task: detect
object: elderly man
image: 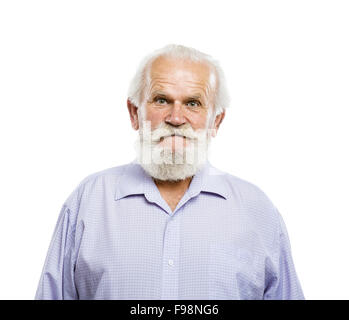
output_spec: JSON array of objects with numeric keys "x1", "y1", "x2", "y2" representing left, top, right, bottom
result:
[{"x1": 35, "y1": 44, "x2": 304, "y2": 300}]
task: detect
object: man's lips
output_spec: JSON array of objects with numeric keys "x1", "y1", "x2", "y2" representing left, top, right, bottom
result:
[{"x1": 159, "y1": 134, "x2": 187, "y2": 142}]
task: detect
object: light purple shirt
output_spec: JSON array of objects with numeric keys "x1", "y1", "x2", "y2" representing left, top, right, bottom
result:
[{"x1": 35, "y1": 160, "x2": 305, "y2": 300}]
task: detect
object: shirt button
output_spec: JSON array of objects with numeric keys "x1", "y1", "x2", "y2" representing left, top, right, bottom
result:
[{"x1": 168, "y1": 259, "x2": 174, "y2": 266}]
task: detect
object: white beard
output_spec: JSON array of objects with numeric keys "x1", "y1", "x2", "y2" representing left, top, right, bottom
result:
[{"x1": 135, "y1": 121, "x2": 212, "y2": 181}]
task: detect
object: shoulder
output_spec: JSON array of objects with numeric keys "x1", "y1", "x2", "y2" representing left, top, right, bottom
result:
[
  {"x1": 209, "y1": 165, "x2": 275, "y2": 207},
  {"x1": 63, "y1": 162, "x2": 131, "y2": 210},
  {"x1": 210, "y1": 164, "x2": 280, "y2": 229},
  {"x1": 77, "y1": 163, "x2": 129, "y2": 187}
]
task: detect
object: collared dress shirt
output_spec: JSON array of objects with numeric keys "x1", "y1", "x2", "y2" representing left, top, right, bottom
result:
[{"x1": 35, "y1": 160, "x2": 305, "y2": 300}]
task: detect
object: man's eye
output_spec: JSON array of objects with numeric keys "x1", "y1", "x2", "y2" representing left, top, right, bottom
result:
[
  {"x1": 186, "y1": 101, "x2": 200, "y2": 107},
  {"x1": 155, "y1": 98, "x2": 167, "y2": 105}
]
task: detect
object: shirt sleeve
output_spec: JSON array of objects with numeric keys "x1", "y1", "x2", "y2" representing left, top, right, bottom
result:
[
  {"x1": 35, "y1": 198, "x2": 80, "y2": 300},
  {"x1": 263, "y1": 209, "x2": 305, "y2": 300}
]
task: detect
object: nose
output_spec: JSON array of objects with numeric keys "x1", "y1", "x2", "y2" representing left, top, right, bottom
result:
[{"x1": 165, "y1": 101, "x2": 186, "y2": 127}]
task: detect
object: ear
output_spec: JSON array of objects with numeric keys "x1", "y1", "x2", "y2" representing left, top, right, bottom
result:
[
  {"x1": 127, "y1": 99, "x2": 140, "y2": 130},
  {"x1": 211, "y1": 110, "x2": 225, "y2": 137}
]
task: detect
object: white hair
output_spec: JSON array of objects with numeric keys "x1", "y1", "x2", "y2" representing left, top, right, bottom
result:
[{"x1": 127, "y1": 44, "x2": 230, "y2": 116}]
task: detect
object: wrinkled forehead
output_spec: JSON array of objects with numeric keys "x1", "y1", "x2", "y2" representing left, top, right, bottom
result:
[{"x1": 145, "y1": 56, "x2": 216, "y2": 97}]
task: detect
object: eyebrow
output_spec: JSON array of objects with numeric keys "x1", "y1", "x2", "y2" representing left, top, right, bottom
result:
[
  {"x1": 186, "y1": 95, "x2": 202, "y2": 100},
  {"x1": 150, "y1": 91, "x2": 168, "y2": 98},
  {"x1": 150, "y1": 91, "x2": 204, "y2": 101}
]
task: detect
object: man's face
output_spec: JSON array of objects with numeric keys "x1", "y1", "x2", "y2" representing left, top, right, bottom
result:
[
  {"x1": 142, "y1": 56, "x2": 215, "y2": 146},
  {"x1": 130, "y1": 56, "x2": 224, "y2": 181}
]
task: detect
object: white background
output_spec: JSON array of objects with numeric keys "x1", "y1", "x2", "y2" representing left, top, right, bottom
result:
[{"x1": 0, "y1": 0, "x2": 348, "y2": 299}]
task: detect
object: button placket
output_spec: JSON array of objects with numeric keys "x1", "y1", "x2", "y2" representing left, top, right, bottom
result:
[{"x1": 160, "y1": 215, "x2": 181, "y2": 299}]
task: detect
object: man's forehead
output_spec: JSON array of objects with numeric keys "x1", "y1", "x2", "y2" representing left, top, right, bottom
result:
[
  {"x1": 146, "y1": 56, "x2": 214, "y2": 98},
  {"x1": 149, "y1": 56, "x2": 212, "y2": 85}
]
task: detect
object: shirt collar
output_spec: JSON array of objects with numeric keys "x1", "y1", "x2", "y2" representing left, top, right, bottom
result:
[{"x1": 114, "y1": 159, "x2": 229, "y2": 203}]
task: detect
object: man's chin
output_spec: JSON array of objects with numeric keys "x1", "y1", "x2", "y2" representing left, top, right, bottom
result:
[
  {"x1": 139, "y1": 161, "x2": 205, "y2": 181},
  {"x1": 135, "y1": 139, "x2": 209, "y2": 181}
]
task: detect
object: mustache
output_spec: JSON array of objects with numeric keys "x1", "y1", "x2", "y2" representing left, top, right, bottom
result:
[{"x1": 150, "y1": 123, "x2": 198, "y2": 142}]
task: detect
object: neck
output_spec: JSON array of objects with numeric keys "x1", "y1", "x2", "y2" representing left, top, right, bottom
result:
[{"x1": 153, "y1": 176, "x2": 193, "y2": 194}]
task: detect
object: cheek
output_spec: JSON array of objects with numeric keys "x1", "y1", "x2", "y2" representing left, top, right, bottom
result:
[
  {"x1": 187, "y1": 111, "x2": 209, "y2": 130},
  {"x1": 145, "y1": 108, "x2": 167, "y2": 130}
]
